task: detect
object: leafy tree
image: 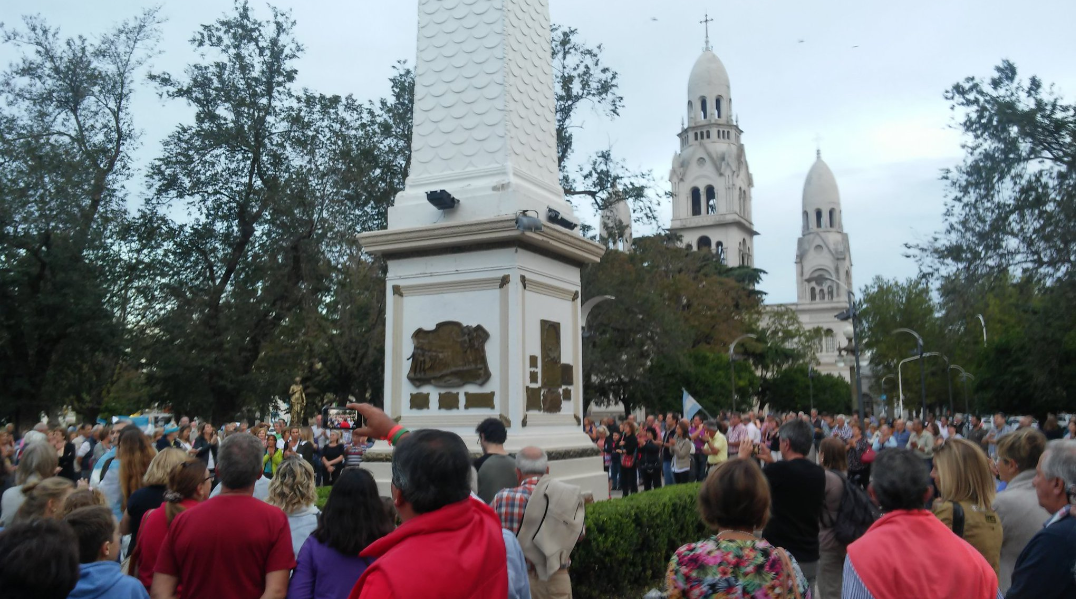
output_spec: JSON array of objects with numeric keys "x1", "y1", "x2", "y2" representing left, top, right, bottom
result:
[
  {"x1": 141, "y1": 1, "x2": 373, "y2": 421},
  {"x1": 915, "y1": 60, "x2": 1076, "y2": 283},
  {"x1": 0, "y1": 10, "x2": 161, "y2": 427},
  {"x1": 763, "y1": 366, "x2": 851, "y2": 415}
]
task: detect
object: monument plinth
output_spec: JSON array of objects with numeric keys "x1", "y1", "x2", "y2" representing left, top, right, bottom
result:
[{"x1": 358, "y1": 0, "x2": 608, "y2": 499}]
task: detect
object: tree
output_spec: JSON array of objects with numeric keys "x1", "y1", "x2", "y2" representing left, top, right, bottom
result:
[
  {"x1": 141, "y1": 1, "x2": 374, "y2": 421},
  {"x1": 552, "y1": 25, "x2": 663, "y2": 228},
  {"x1": 0, "y1": 10, "x2": 161, "y2": 427},
  {"x1": 915, "y1": 60, "x2": 1076, "y2": 283},
  {"x1": 582, "y1": 237, "x2": 759, "y2": 414},
  {"x1": 763, "y1": 366, "x2": 851, "y2": 415}
]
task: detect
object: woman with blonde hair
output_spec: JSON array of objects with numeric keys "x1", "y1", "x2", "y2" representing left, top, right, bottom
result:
[
  {"x1": 12, "y1": 476, "x2": 76, "y2": 523},
  {"x1": 0, "y1": 440, "x2": 58, "y2": 526},
  {"x1": 666, "y1": 459, "x2": 810, "y2": 598},
  {"x1": 267, "y1": 456, "x2": 320, "y2": 557},
  {"x1": 62, "y1": 487, "x2": 108, "y2": 516},
  {"x1": 132, "y1": 458, "x2": 212, "y2": 590},
  {"x1": 121, "y1": 447, "x2": 187, "y2": 549},
  {"x1": 931, "y1": 437, "x2": 1003, "y2": 576}
]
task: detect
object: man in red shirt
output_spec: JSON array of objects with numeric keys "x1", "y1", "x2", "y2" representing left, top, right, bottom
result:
[
  {"x1": 151, "y1": 433, "x2": 295, "y2": 599},
  {"x1": 346, "y1": 403, "x2": 508, "y2": 599}
]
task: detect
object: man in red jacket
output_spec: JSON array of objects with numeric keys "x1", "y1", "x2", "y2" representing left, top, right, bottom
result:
[{"x1": 347, "y1": 404, "x2": 508, "y2": 599}]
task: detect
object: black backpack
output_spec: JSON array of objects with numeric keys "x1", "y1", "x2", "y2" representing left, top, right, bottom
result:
[{"x1": 833, "y1": 473, "x2": 879, "y2": 545}]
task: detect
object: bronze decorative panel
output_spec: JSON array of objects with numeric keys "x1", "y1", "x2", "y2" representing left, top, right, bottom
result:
[
  {"x1": 529, "y1": 371, "x2": 538, "y2": 384},
  {"x1": 540, "y1": 320, "x2": 562, "y2": 388},
  {"x1": 438, "y1": 392, "x2": 460, "y2": 410},
  {"x1": 410, "y1": 393, "x2": 430, "y2": 410},
  {"x1": 562, "y1": 388, "x2": 572, "y2": 402},
  {"x1": 542, "y1": 388, "x2": 563, "y2": 413},
  {"x1": 465, "y1": 392, "x2": 496, "y2": 410},
  {"x1": 526, "y1": 387, "x2": 542, "y2": 411},
  {"x1": 529, "y1": 355, "x2": 538, "y2": 369},
  {"x1": 407, "y1": 322, "x2": 491, "y2": 387},
  {"x1": 561, "y1": 364, "x2": 574, "y2": 386}
]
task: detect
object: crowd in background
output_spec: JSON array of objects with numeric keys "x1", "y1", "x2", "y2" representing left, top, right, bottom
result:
[{"x1": 1, "y1": 406, "x2": 1075, "y2": 599}]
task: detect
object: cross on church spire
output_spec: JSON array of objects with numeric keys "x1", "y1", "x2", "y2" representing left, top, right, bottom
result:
[
  {"x1": 700, "y1": 12, "x2": 714, "y2": 51},
  {"x1": 814, "y1": 133, "x2": 823, "y2": 157}
]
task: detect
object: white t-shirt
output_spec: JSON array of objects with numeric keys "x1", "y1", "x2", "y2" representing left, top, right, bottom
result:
[{"x1": 746, "y1": 422, "x2": 762, "y2": 444}]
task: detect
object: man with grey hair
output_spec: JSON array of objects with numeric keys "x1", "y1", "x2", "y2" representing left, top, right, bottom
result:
[
  {"x1": 493, "y1": 446, "x2": 585, "y2": 599},
  {"x1": 152, "y1": 433, "x2": 295, "y2": 599},
  {"x1": 1006, "y1": 439, "x2": 1076, "y2": 598}
]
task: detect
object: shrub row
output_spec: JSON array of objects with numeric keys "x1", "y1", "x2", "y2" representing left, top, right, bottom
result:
[{"x1": 571, "y1": 483, "x2": 706, "y2": 599}]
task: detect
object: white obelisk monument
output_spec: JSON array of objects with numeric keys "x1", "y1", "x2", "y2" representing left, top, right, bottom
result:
[{"x1": 358, "y1": 0, "x2": 608, "y2": 499}]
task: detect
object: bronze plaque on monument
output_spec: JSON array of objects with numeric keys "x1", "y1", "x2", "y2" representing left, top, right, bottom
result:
[
  {"x1": 542, "y1": 388, "x2": 562, "y2": 413},
  {"x1": 407, "y1": 322, "x2": 492, "y2": 387},
  {"x1": 465, "y1": 392, "x2": 496, "y2": 409},
  {"x1": 438, "y1": 392, "x2": 460, "y2": 410},
  {"x1": 540, "y1": 320, "x2": 561, "y2": 388}
]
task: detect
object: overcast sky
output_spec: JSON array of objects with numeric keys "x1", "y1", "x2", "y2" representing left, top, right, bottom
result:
[{"x1": 3, "y1": 1, "x2": 1075, "y2": 303}]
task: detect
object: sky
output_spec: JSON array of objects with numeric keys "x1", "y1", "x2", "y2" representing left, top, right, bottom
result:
[{"x1": 2, "y1": 0, "x2": 1075, "y2": 303}]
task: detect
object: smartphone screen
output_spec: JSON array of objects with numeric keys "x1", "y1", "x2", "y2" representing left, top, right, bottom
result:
[{"x1": 323, "y1": 406, "x2": 361, "y2": 430}]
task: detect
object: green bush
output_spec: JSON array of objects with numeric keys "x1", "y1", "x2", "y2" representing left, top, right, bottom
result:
[
  {"x1": 572, "y1": 483, "x2": 707, "y2": 599},
  {"x1": 315, "y1": 486, "x2": 331, "y2": 509}
]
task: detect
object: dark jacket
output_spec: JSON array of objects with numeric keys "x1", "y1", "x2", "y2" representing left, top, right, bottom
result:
[
  {"x1": 639, "y1": 439, "x2": 662, "y2": 470},
  {"x1": 619, "y1": 434, "x2": 639, "y2": 468},
  {"x1": 192, "y1": 435, "x2": 218, "y2": 469},
  {"x1": 1006, "y1": 510, "x2": 1076, "y2": 599}
]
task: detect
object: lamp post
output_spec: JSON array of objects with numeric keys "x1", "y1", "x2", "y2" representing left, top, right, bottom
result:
[
  {"x1": 975, "y1": 314, "x2": 987, "y2": 345},
  {"x1": 810, "y1": 275, "x2": 864, "y2": 422},
  {"x1": 894, "y1": 328, "x2": 926, "y2": 419},
  {"x1": 808, "y1": 364, "x2": 815, "y2": 413},
  {"x1": 898, "y1": 352, "x2": 939, "y2": 420},
  {"x1": 729, "y1": 334, "x2": 756, "y2": 413},
  {"x1": 940, "y1": 354, "x2": 953, "y2": 417},
  {"x1": 881, "y1": 374, "x2": 896, "y2": 417},
  {"x1": 949, "y1": 365, "x2": 974, "y2": 416}
]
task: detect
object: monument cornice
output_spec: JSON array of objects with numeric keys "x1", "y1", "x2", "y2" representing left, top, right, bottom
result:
[{"x1": 358, "y1": 214, "x2": 606, "y2": 266}]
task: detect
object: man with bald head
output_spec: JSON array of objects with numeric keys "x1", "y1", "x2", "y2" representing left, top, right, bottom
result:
[{"x1": 493, "y1": 446, "x2": 585, "y2": 599}]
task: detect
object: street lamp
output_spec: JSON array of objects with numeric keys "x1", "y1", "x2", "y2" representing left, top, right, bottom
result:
[
  {"x1": 949, "y1": 365, "x2": 974, "y2": 416},
  {"x1": 881, "y1": 374, "x2": 896, "y2": 417},
  {"x1": 975, "y1": 314, "x2": 987, "y2": 345},
  {"x1": 808, "y1": 364, "x2": 815, "y2": 413},
  {"x1": 893, "y1": 328, "x2": 927, "y2": 420},
  {"x1": 810, "y1": 275, "x2": 865, "y2": 422},
  {"x1": 729, "y1": 334, "x2": 756, "y2": 413},
  {"x1": 582, "y1": 295, "x2": 615, "y2": 329},
  {"x1": 898, "y1": 352, "x2": 939, "y2": 420}
]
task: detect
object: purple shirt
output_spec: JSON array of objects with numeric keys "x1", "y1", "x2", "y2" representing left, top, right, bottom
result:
[
  {"x1": 287, "y1": 535, "x2": 374, "y2": 599},
  {"x1": 689, "y1": 426, "x2": 706, "y2": 451}
]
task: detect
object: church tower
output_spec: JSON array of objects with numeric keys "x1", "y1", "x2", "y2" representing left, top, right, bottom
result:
[
  {"x1": 796, "y1": 151, "x2": 853, "y2": 304},
  {"x1": 668, "y1": 29, "x2": 755, "y2": 265}
]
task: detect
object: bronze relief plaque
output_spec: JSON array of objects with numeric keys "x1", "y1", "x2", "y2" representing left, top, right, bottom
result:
[
  {"x1": 561, "y1": 364, "x2": 574, "y2": 386},
  {"x1": 526, "y1": 387, "x2": 542, "y2": 411},
  {"x1": 410, "y1": 393, "x2": 431, "y2": 410},
  {"x1": 540, "y1": 320, "x2": 562, "y2": 388},
  {"x1": 407, "y1": 322, "x2": 492, "y2": 387},
  {"x1": 465, "y1": 392, "x2": 496, "y2": 410},
  {"x1": 438, "y1": 392, "x2": 460, "y2": 410},
  {"x1": 541, "y1": 388, "x2": 563, "y2": 413}
]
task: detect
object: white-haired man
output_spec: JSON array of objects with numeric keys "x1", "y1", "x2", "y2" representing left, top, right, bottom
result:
[
  {"x1": 1006, "y1": 440, "x2": 1076, "y2": 599},
  {"x1": 492, "y1": 446, "x2": 585, "y2": 599}
]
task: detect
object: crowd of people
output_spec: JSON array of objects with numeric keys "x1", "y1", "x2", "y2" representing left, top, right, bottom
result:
[{"x1": 0, "y1": 406, "x2": 1073, "y2": 599}]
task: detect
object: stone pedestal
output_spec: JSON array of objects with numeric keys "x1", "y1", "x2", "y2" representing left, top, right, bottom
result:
[{"x1": 357, "y1": 0, "x2": 608, "y2": 499}]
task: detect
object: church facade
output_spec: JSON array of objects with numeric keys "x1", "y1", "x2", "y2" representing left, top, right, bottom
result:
[{"x1": 667, "y1": 39, "x2": 877, "y2": 414}]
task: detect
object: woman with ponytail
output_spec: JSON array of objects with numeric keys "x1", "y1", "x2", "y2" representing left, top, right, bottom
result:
[{"x1": 132, "y1": 458, "x2": 212, "y2": 591}]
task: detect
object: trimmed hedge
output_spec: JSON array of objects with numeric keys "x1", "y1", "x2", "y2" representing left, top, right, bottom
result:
[
  {"x1": 572, "y1": 483, "x2": 707, "y2": 599},
  {"x1": 313, "y1": 483, "x2": 706, "y2": 599}
]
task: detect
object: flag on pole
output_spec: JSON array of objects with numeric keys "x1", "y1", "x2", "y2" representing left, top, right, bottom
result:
[{"x1": 683, "y1": 389, "x2": 705, "y2": 421}]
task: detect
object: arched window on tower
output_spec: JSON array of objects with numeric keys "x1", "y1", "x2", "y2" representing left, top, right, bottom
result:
[
  {"x1": 706, "y1": 130, "x2": 711, "y2": 139},
  {"x1": 803, "y1": 211, "x2": 809, "y2": 231},
  {"x1": 827, "y1": 286, "x2": 834, "y2": 301},
  {"x1": 716, "y1": 97, "x2": 722, "y2": 119},
  {"x1": 825, "y1": 329, "x2": 836, "y2": 353},
  {"x1": 697, "y1": 236, "x2": 712, "y2": 252},
  {"x1": 829, "y1": 209, "x2": 836, "y2": 228},
  {"x1": 706, "y1": 186, "x2": 717, "y2": 214},
  {"x1": 816, "y1": 209, "x2": 823, "y2": 229},
  {"x1": 715, "y1": 242, "x2": 725, "y2": 264},
  {"x1": 687, "y1": 101, "x2": 693, "y2": 120},
  {"x1": 700, "y1": 97, "x2": 708, "y2": 120},
  {"x1": 691, "y1": 188, "x2": 702, "y2": 216},
  {"x1": 810, "y1": 288, "x2": 817, "y2": 302}
]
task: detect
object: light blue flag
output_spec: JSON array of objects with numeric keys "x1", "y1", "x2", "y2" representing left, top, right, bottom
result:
[{"x1": 683, "y1": 389, "x2": 705, "y2": 421}]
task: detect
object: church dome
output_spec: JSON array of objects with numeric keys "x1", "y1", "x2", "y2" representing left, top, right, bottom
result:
[
  {"x1": 802, "y1": 152, "x2": 841, "y2": 210},
  {"x1": 688, "y1": 51, "x2": 730, "y2": 120}
]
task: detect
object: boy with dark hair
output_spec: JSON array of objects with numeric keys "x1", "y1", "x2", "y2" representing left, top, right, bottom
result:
[
  {"x1": 0, "y1": 518, "x2": 81, "y2": 599},
  {"x1": 64, "y1": 505, "x2": 149, "y2": 598}
]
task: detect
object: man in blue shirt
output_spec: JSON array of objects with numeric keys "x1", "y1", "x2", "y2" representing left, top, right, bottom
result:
[
  {"x1": 891, "y1": 418, "x2": 911, "y2": 449},
  {"x1": 1006, "y1": 440, "x2": 1076, "y2": 599}
]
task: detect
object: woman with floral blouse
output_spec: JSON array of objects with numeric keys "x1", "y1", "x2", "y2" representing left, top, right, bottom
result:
[{"x1": 666, "y1": 458, "x2": 811, "y2": 599}]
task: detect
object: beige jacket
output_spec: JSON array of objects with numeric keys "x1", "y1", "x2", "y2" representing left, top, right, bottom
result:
[
  {"x1": 517, "y1": 475, "x2": 585, "y2": 581},
  {"x1": 993, "y1": 470, "x2": 1051, "y2": 593}
]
